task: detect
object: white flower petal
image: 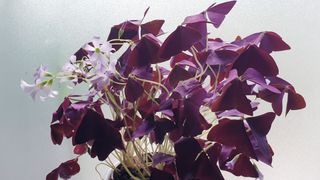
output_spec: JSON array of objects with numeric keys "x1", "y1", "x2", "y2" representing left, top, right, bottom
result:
[
  {"x1": 30, "y1": 89, "x2": 39, "y2": 101},
  {"x1": 70, "y1": 55, "x2": 77, "y2": 63},
  {"x1": 20, "y1": 80, "x2": 36, "y2": 93},
  {"x1": 39, "y1": 96, "x2": 47, "y2": 101},
  {"x1": 100, "y1": 42, "x2": 114, "y2": 54},
  {"x1": 92, "y1": 36, "x2": 101, "y2": 48},
  {"x1": 83, "y1": 44, "x2": 95, "y2": 52},
  {"x1": 33, "y1": 64, "x2": 48, "y2": 81},
  {"x1": 62, "y1": 62, "x2": 76, "y2": 73}
]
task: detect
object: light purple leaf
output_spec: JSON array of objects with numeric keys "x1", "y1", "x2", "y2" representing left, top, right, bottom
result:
[{"x1": 206, "y1": 1, "x2": 236, "y2": 28}]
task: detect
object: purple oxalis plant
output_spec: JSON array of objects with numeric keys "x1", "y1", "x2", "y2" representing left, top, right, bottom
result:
[{"x1": 21, "y1": 1, "x2": 306, "y2": 180}]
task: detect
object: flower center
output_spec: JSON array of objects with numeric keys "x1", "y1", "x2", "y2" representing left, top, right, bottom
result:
[{"x1": 95, "y1": 48, "x2": 101, "y2": 53}]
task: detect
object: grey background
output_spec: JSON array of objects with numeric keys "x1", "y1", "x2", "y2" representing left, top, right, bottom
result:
[{"x1": 0, "y1": 0, "x2": 319, "y2": 179}]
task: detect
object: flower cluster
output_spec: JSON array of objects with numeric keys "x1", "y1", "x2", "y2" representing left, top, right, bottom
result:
[{"x1": 22, "y1": 1, "x2": 306, "y2": 180}]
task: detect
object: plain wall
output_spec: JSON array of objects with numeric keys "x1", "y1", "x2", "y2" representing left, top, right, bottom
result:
[{"x1": 1, "y1": 0, "x2": 319, "y2": 179}]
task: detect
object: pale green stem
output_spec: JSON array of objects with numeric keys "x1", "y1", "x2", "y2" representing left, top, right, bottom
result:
[
  {"x1": 114, "y1": 150, "x2": 141, "y2": 180},
  {"x1": 134, "y1": 76, "x2": 170, "y2": 95},
  {"x1": 191, "y1": 46, "x2": 205, "y2": 78},
  {"x1": 95, "y1": 163, "x2": 109, "y2": 180}
]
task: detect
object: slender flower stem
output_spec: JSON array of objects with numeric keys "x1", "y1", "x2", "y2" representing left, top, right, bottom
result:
[
  {"x1": 95, "y1": 163, "x2": 109, "y2": 180},
  {"x1": 109, "y1": 78, "x2": 127, "y2": 86},
  {"x1": 143, "y1": 89, "x2": 159, "y2": 105},
  {"x1": 114, "y1": 150, "x2": 141, "y2": 180},
  {"x1": 134, "y1": 76, "x2": 170, "y2": 95},
  {"x1": 191, "y1": 46, "x2": 204, "y2": 78},
  {"x1": 108, "y1": 39, "x2": 133, "y2": 43},
  {"x1": 208, "y1": 65, "x2": 221, "y2": 92},
  {"x1": 103, "y1": 89, "x2": 151, "y2": 178}
]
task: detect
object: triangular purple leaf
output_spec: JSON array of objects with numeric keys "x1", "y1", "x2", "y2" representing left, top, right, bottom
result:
[
  {"x1": 286, "y1": 90, "x2": 306, "y2": 115},
  {"x1": 158, "y1": 26, "x2": 202, "y2": 59},
  {"x1": 211, "y1": 79, "x2": 253, "y2": 115},
  {"x1": 125, "y1": 77, "x2": 144, "y2": 102},
  {"x1": 74, "y1": 109, "x2": 124, "y2": 161},
  {"x1": 128, "y1": 34, "x2": 161, "y2": 67},
  {"x1": 232, "y1": 45, "x2": 279, "y2": 76},
  {"x1": 46, "y1": 158, "x2": 80, "y2": 180},
  {"x1": 208, "y1": 119, "x2": 256, "y2": 159},
  {"x1": 167, "y1": 65, "x2": 192, "y2": 87},
  {"x1": 206, "y1": 1, "x2": 236, "y2": 28}
]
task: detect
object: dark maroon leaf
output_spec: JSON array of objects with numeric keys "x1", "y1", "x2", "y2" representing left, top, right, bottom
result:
[
  {"x1": 208, "y1": 113, "x2": 275, "y2": 166},
  {"x1": 141, "y1": 20, "x2": 165, "y2": 36},
  {"x1": 107, "y1": 21, "x2": 139, "y2": 50},
  {"x1": 246, "y1": 113, "x2": 275, "y2": 165},
  {"x1": 224, "y1": 153, "x2": 259, "y2": 178},
  {"x1": 193, "y1": 152, "x2": 224, "y2": 180},
  {"x1": 150, "y1": 167, "x2": 174, "y2": 180},
  {"x1": 46, "y1": 169, "x2": 58, "y2": 180},
  {"x1": 267, "y1": 77, "x2": 306, "y2": 115},
  {"x1": 50, "y1": 123, "x2": 64, "y2": 145},
  {"x1": 50, "y1": 98, "x2": 83, "y2": 144},
  {"x1": 232, "y1": 45, "x2": 279, "y2": 76},
  {"x1": 158, "y1": 26, "x2": 202, "y2": 59},
  {"x1": 204, "y1": 142, "x2": 222, "y2": 167},
  {"x1": 258, "y1": 89, "x2": 285, "y2": 115},
  {"x1": 125, "y1": 77, "x2": 144, "y2": 102},
  {"x1": 211, "y1": 79, "x2": 253, "y2": 115},
  {"x1": 246, "y1": 112, "x2": 275, "y2": 136},
  {"x1": 154, "y1": 118, "x2": 175, "y2": 144},
  {"x1": 59, "y1": 159, "x2": 80, "y2": 179},
  {"x1": 183, "y1": 89, "x2": 211, "y2": 136},
  {"x1": 183, "y1": 13, "x2": 208, "y2": 50},
  {"x1": 208, "y1": 119, "x2": 256, "y2": 159},
  {"x1": 168, "y1": 100, "x2": 185, "y2": 142},
  {"x1": 286, "y1": 90, "x2": 306, "y2": 115},
  {"x1": 206, "y1": 1, "x2": 236, "y2": 28},
  {"x1": 74, "y1": 109, "x2": 124, "y2": 161},
  {"x1": 260, "y1": 32, "x2": 290, "y2": 53},
  {"x1": 172, "y1": 80, "x2": 211, "y2": 137},
  {"x1": 174, "y1": 137, "x2": 224, "y2": 180},
  {"x1": 65, "y1": 103, "x2": 88, "y2": 127},
  {"x1": 174, "y1": 137, "x2": 203, "y2": 179},
  {"x1": 46, "y1": 158, "x2": 80, "y2": 180},
  {"x1": 52, "y1": 97, "x2": 71, "y2": 123},
  {"x1": 107, "y1": 21, "x2": 139, "y2": 41},
  {"x1": 258, "y1": 77, "x2": 306, "y2": 115},
  {"x1": 73, "y1": 48, "x2": 88, "y2": 61},
  {"x1": 128, "y1": 34, "x2": 161, "y2": 67},
  {"x1": 272, "y1": 91, "x2": 285, "y2": 116},
  {"x1": 167, "y1": 65, "x2": 192, "y2": 87}
]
